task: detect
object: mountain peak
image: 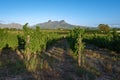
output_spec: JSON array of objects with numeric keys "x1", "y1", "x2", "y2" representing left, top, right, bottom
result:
[
  {"x1": 60, "y1": 20, "x2": 66, "y2": 23},
  {"x1": 35, "y1": 20, "x2": 75, "y2": 29},
  {"x1": 48, "y1": 20, "x2": 52, "y2": 23}
]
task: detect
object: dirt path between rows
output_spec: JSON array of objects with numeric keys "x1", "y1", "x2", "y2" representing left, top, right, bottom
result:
[{"x1": 38, "y1": 38, "x2": 82, "y2": 80}]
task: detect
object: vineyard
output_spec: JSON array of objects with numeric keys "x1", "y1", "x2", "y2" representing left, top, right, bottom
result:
[
  {"x1": 84, "y1": 30, "x2": 120, "y2": 53},
  {"x1": 0, "y1": 25, "x2": 120, "y2": 80}
]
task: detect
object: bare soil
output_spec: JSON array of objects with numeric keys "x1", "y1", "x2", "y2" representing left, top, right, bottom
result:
[{"x1": 85, "y1": 44, "x2": 120, "y2": 80}]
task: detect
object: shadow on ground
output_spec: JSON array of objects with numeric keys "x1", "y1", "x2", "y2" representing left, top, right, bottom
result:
[
  {"x1": 35, "y1": 38, "x2": 95, "y2": 80},
  {"x1": 0, "y1": 44, "x2": 35, "y2": 80}
]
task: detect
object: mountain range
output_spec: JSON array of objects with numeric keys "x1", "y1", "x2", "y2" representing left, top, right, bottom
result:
[
  {"x1": 0, "y1": 23, "x2": 22, "y2": 29},
  {"x1": 33, "y1": 20, "x2": 77, "y2": 29},
  {"x1": 0, "y1": 20, "x2": 120, "y2": 29},
  {"x1": 0, "y1": 20, "x2": 81, "y2": 29}
]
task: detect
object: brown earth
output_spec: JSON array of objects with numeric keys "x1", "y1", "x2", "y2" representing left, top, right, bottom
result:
[{"x1": 85, "y1": 44, "x2": 120, "y2": 80}]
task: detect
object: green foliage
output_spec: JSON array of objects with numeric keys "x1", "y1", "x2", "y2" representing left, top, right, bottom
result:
[
  {"x1": 68, "y1": 27, "x2": 85, "y2": 55},
  {"x1": 0, "y1": 29, "x2": 7, "y2": 48},
  {"x1": 84, "y1": 30, "x2": 120, "y2": 53},
  {"x1": 111, "y1": 30, "x2": 120, "y2": 52},
  {"x1": 67, "y1": 27, "x2": 85, "y2": 67},
  {"x1": 0, "y1": 23, "x2": 61, "y2": 54},
  {"x1": 22, "y1": 25, "x2": 61, "y2": 53},
  {"x1": 98, "y1": 24, "x2": 110, "y2": 33},
  {"x1": 0, "y1": 29, "x2": 18, "y2": 49},
  {"x1": 85, "y1": 29, "x2": 100, "y2": 34}
]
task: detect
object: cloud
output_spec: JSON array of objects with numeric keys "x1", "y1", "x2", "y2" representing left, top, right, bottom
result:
[{"x1": 109, "y1": 24, "x2": 120, "y2": 27}]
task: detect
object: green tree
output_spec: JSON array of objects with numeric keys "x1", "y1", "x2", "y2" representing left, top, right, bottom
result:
[{"x1": 98, "y1": 24, "x2": 110, "y2": 33}]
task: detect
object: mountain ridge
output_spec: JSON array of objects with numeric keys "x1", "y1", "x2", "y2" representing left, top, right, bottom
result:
[
  {"x1": 33, "y1": 20, "x2": 77, "y2": 29},
  {"x1": 0, "y1": 20, "x2": 88, "y2": 29},
  {"x1": 0, "y1": 23, "x2": 22, "y2": 29}
]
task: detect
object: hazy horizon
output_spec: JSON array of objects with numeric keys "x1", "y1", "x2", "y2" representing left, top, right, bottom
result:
[{"x1": 0, "y1": 0, "x2": 120, "y2": 27}]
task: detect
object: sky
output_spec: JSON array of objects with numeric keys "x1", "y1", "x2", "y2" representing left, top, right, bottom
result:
[{"x1": 0, "y1": 0, "x2": 120, "y2": 27}]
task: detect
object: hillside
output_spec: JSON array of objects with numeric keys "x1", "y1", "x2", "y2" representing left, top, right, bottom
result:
[
  {"x1": 0, "y1": 23, "x2": 22, "y2": 29},
  {"x1": 33, "y1": 20, "x2": 78, "y2": 29}
]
